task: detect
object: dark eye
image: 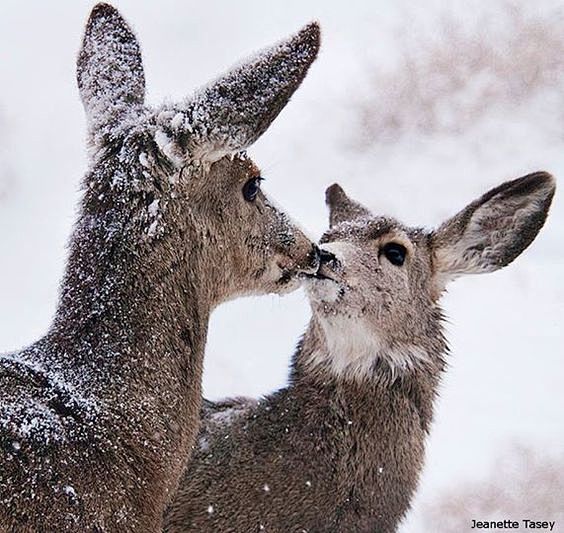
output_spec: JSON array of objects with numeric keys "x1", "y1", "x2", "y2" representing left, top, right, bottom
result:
[
  {"x1": 382, "y1": 242, "x2": 407, "y2": 266},
  {"x1": 242, "y1": 177, "x2": 262, "y2": 202}
]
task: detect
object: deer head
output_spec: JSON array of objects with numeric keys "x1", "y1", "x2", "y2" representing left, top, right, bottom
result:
[
  {"x1": 74, "y1": 4, "x2": 321, "y2": 309},
  {"x1": 305, "y1": 173, "x2": 555, "y2": 381}
]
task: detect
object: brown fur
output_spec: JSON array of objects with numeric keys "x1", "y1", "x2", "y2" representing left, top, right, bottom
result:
[
  {"x1": 0, "y1": 4, "x2": 320, "y2": 531},
  {"x1": 165, "y1": 172, "x2": 555, "y2": 532}
]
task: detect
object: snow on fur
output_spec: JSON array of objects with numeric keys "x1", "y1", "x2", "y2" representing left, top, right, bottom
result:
[
  {"x1": 154, "y1": 22, "x2": 320, "y2": 164},
  {"x1": 77, "y1": 3, "x2": 146, "y2": 147},
  {"x1": 0, "y1": 3, "x2": 320, "y2": 530}
]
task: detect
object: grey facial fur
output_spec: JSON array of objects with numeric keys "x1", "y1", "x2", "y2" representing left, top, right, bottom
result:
[
  {"x1": 165, "y1": 172, "x2": 555, "y2": 533},
  {"x1": 0, "y1": 4, "x2": 321, "y2": 531}
]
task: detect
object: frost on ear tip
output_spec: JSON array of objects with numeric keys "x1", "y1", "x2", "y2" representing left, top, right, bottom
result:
[
  {"x1": 280, "y1": 21, "x2": 321, "y2": 74},
  {"x1": 325, "y1": 183, "x2": 347, "y2": 207},
  {"x1": 88, "y1": 2, "x2": 121, "y2": 21},
  {"x1": 293, "y1": 21, "x2": 321, "y2": 57},
  {"x1": 77, "y1": 2, "x2": 145, "y2": 142},
  {"x1": 83, "y1": 3, "x2": 129, "y2": 37},
  {"x1": 180, "y1": 21, "x2": 322, "y2": 158}
]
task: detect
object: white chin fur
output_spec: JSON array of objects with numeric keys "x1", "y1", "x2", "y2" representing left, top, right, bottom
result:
[
  {"x1": 309, "y1": 315, "x2": 430, "y2": 382},
  {"x1": 304, "y1": 278, "x2": 341, "y2": 303}
]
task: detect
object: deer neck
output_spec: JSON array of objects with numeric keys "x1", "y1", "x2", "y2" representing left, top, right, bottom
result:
[
  {"x1": 291, "y1": 317, "x2": 443, "y2": 433},
  {"x1": 47, "y1": 157, "x2": 219, "y2": 406}
]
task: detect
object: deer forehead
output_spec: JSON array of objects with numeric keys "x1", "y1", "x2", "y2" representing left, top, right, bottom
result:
[
  {"x1": 205, "y1": 153, "x2": 260, "y2": 183},
  {"x1": 231, "y1": 154, "x2": 261, "y2": 180},
  {"x1": 321, "y1": 218, "x2": 429, "y2": 259}
]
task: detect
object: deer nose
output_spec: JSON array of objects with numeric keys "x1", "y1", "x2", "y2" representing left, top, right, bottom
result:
[
  {"x1": 309, "y1": 243, "x2": 322, "y2": 268},
  {"x1": 319, "y1": 248, "x2": 337, "y2": 264}
]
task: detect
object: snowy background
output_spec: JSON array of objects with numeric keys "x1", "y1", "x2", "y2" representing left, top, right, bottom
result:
[{"x1": 0, "y1": 0, "x2": 562, "y2": 530}]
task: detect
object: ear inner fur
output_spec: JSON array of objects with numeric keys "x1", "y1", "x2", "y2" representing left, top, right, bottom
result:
[
  {"x1": 165, "y1": 174, "x2": 554, "y2": 532},
  {"x1": 432, "y1": 171, "x2": 555, "y2": 285},
  {"x1": 0, "y1": 5, "x2": 321, "y2": 531}
]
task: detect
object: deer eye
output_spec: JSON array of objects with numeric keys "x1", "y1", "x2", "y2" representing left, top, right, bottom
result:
[
  {"x1": 382, "y1": 242, "x2": 406, "y2": 266},
  {"x1": 242, "y1": 177, "x2": 262, "y2": 202}
]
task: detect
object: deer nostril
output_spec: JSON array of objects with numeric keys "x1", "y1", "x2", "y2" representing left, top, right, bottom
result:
[
  {"x1": 310, "y1": 243, "x2": 321, "y2": 265},
  {"x1": 319, "y1": 249, "x2": 337, "y2": 264}
]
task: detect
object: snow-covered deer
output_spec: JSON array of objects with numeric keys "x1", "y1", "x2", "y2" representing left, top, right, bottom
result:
[
  {"x1": 0, "y1": 4, "x2": 321, "y2": 531},
  {"x1": 165, "y1": 172, "x2": 555, "y2": 533}
]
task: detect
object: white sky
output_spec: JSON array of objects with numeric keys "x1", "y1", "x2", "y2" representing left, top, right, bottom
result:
[{"x1": 1, "y1": 1, "x2": 562, "y2": 530}]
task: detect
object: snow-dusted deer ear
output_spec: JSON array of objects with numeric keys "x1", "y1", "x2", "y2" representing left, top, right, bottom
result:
[
  {"x1": 179, "y1": 22, "x2": 320, "y2": 162},
  {"x1": 77, "y1": 3, "x2": 145, "y2": 142},
  {"x1": 325, "y1": 183, "x2": 371, "y2": 227},
  {"x1": 432, "y1": 172, "x2": 555, "y2": 288}
]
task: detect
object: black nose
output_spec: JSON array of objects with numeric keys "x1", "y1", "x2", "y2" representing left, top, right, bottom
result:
[
  {"x1": 309, "y1": 243, "x2": 322, "y2": 267},
  {"x1": 319, "y1": 248, "x2": 337, "y2": 264}
]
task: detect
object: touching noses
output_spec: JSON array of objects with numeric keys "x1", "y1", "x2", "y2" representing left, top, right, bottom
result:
[
  {"x1": 319, "y1": 248, "x2": 337, "y2": 265},
  {"x1": 298, "y1": 244, "x2": 339, "y2": 276},
  {"x1": 307, "y1": 244, "x2": 322, "y2": 273}
]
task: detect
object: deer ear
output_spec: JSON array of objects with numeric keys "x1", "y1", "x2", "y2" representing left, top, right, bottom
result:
[
  {"x1": 325, "y1": 183, "x2": 371, "y2": 227},
  {"x1": 77, "y1": 3, "x2": 145, "y2": 141},
  {"x1": 432, "y1": 172, "x2": 555, "y2": 287},
  {"x1": 183, "y1": 22, "x2": 320, "y2": 162}
]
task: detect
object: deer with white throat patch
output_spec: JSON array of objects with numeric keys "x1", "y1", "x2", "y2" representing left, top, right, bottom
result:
[{"x1": 165, "y1": 172, "x2": 555, "y2": 533}]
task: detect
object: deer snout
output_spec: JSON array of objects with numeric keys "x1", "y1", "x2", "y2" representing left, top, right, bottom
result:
[
  {"x1": 278, "y1": 243, "x2": 320, "y2": 283},
  {"x1": 312, "y1": 246, "x2": 343, "y2": 282},
  {"x1": 303, "y1": 243, "x2": 322, "y2": 273},
  {"x1": 319, "y1": 248, "x2": 337, "y2": 265}
]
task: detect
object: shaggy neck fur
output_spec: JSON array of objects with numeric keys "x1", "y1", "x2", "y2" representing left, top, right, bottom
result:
[
  {"x1": 293, "y1": 317, "x2": 446, "y2": 432},
  {"x1": 165, "y1": 314, "x2": 448, "y2": 533},
  {"x1": 49, "y1": 139, "x2": 217, "y2": 398},
  {"x1": 306, "y1": 322, "x2": 434, "y2": 385},
  {"x1": 0, "y1": 138, "x2": 221, "y2": 530},
  {"x1": 300, "y1": 314, "x2": 446, "y2": 393}
]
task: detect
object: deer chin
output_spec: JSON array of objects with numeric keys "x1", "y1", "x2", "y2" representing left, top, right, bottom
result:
[
  {"x1": 303, "y1": 276, "x2": 343, "y2": 305},
  {"x1": 275, "y1": 270, "x2": 302, "y2": 294},
  {"x1": 263, "y1": 262, "x2": 309, "y2": 295}
]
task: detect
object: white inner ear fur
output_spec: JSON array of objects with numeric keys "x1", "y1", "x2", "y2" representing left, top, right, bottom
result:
[
  {"x1": 309, "y1": 315, "x2": 430, "y2": 382},
  {"x1": 435, "y1": 191, "x2": 547, "y2": 279}
]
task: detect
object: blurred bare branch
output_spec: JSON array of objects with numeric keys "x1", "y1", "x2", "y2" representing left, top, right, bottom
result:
[
  {"x1": 421, "y1": 446, "x2": 564, "y2": 532},
  {"x1": 356, "y1": 1, "x2": 564, "y2": 146}
]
